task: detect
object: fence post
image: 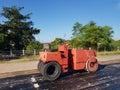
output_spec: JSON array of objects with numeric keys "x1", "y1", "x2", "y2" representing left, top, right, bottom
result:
[
  {"x1": 89, "y1": 47, "x2": 91, "y2": 50},
  {"x1": 10, "y1": 49, "x2": 13, "y2": 56},
  {"x1": 34, "y1": 49, "x2": 36, "y2": 55},
  {"x1": 117, "y1": 46, "x2": 119, "y2": 51},
  {"x1": 104, "y1": 47, "x2": 106, "y2": 52},
  {"x1": 22, "y1": 49, "x2": 25, "y2": 56}
]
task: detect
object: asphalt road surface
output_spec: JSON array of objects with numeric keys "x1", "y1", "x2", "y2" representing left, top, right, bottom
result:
[{"x1": 0, "y1": 63, "x2": 120, "y2": 90}]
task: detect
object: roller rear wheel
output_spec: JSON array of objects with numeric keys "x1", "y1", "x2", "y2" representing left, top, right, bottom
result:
[{"x1": 85, "y1": 60, "x2": 98, "y2": 73}]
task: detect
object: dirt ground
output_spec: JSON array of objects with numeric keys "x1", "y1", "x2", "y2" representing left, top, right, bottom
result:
[{"x1": 97, "y1": 54, "x2": 120, "y2": 64}]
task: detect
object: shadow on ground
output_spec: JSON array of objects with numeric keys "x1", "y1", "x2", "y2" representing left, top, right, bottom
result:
[{"x1": 59, "y1": 64, "x2": 106, "y2": 80}]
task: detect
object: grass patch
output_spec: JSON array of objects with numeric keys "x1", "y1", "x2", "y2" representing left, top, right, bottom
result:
[
  {"x1": 97, "y1": 50, "x2": 120, "y2": 56},
  {"x1": 1, "y1": 51, "x2": 120, "y2": 63},
  {"x1": 0, "y1": 55, "x2": 39, "y2": 63}
]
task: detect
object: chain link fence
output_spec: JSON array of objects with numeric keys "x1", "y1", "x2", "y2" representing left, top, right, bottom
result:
[{"x1": 0, "y1": 49, "x2": 40, "y2": 60}]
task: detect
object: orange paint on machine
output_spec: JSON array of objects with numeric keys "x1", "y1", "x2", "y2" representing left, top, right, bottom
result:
[{"x1": 38, "y1": 43, "x2": 98, "y2": 81}]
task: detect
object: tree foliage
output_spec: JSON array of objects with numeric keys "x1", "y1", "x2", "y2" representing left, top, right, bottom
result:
[
  {"x1": 110, "y1": 40, "x2": 120, "y2": 51},
  {"x1": 0, "y1": 6, "x2": 40, "y2": 50},
  {"x1": 51, "y1": 38, "x2": 66, "y2": 49},
  {"x1": 26, "y1": 41, "x2": 43, "y2": 51},
  {"x1": 71, "y1": 21, "x2": 114, "y2": 50}
]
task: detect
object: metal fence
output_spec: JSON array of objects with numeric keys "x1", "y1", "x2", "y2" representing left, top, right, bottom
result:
[{"x1": 0, "y1": 49, "x2": 40, "y2": 60}]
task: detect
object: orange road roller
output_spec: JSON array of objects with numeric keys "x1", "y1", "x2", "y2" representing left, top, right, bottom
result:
[{"x1": 38, "y1": 44, "x2": 98, "y2": 81}]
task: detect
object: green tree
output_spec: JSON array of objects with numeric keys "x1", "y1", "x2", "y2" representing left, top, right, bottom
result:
[
  {"x1": 71, "y1": 21, "x2": 114, "y2": 50},
  {"x1": 0, "y1": 6, "x2": 40, "y2": 50},
  {"x1": 0, "y1": 24, "x2": 8, "y2": 49},
  {"x1": 0, "y1": 33, "x2": 7, "y2": 49},
  {"x1": 71, "y1": 22, "x2": 83, "y2": 48},
  {"x1": 26, "y1": 41, "x2": 43, "y2": 51},
  {"x1": 116, "y1": 40, "x2": 120, "y2": 50},
  {"x1": 110, "y1": 40, "x2": 120, "y2": 51},
  {"x1": 51, "y1": 38, "x2": 66, "y2": 49}
]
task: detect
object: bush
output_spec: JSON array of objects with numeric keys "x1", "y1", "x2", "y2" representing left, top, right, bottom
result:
[{"x1": 26, "y1": 41, "x2": 43, "y2": 51}]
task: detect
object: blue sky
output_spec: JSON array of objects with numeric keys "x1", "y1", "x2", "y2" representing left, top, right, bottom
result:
[{"x1": 0, "y1": 0, "x2": 120, "y2": 42}]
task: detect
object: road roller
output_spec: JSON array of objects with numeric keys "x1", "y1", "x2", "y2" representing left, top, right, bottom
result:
[{"x1": 38, "y1": 43, "x2": 98, "y2": 81}]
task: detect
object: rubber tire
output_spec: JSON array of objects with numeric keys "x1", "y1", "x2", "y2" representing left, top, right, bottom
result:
[
  {"x1": 42, "y1": 62, "x2": 61, "y2": 81},
  {"x1": 85, "y1": 60, "x2": 98, "y2": 73},
  {"x1": 37, "y1": 61, "x2": 44, "y2": 73}
]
